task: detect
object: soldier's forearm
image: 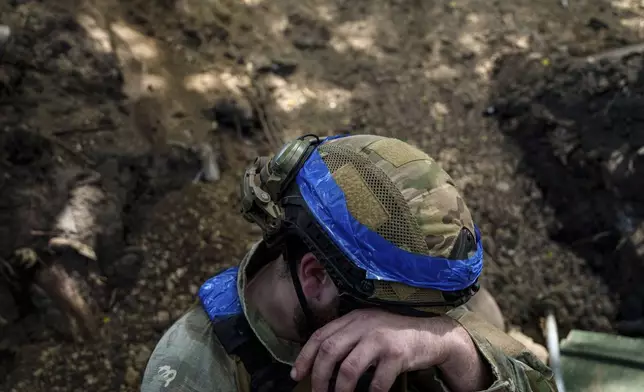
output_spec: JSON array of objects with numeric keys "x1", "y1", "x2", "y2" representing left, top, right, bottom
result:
[{"x1": 437, "y1": 325, "x2": 493, "y2": 392}]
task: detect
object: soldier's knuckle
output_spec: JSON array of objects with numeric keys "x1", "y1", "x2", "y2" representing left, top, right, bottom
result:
[
  {"x1": 339, "y1": 358, "x2": 360, "y2": 379},
  {"x1": 320, "y1": 339, "x2": 338, "y2": 356},
  {"x1": 310, "y1": 329, "x2": 324, "y2": 343},
  {"x1": 370, "y1": 379, "x2": 387, "y2": 392},
  {"x1": 386, "y1": 344, "x2": 405, "y2": 359}
]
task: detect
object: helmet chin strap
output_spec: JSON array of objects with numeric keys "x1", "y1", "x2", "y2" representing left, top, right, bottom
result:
[
  {"x1": 287, "y1": 258, "x2": 368, "y2": 341},
  {"x1": 286, "y1": 253, "x2": 317, "y2": 340}
]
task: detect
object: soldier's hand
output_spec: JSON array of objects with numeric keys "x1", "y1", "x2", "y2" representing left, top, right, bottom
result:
[{"x1": 290, "y1": 308, "x2": 485, "y2": 392}]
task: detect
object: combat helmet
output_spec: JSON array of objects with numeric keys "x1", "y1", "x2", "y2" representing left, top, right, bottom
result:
[{"x1": 240, "y1": 134, "x2": 483, "y2": 321}]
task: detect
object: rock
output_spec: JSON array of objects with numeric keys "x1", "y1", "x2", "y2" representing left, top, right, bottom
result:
[
  {"x1": 483, "y1": 105, "x2": 497, "y2": 116},
  {"x1": 159, "y1": 260, "x2": 169, "y2": 271},
  {"x1": 482, "y1": 236, "x2": 497, "y2": 256},
  {"x1": 85, "y1": 374, "x2": 97, "y2": 385},
  {"x1": 247, "y1": 54, "x2": 298, "y2": 78},
  {"x1": 201, "y1": 98, "x2": 255, "y2": 132},
  {"x1": 287, "y1": 13, "x2": 330, "y2": 50},
  {"x1": 0, "y1": 25, "x2": 10, "y2": 48},
  {"x1": 292, "y1": 34, "x2": 329, "y2": 50},
  {"x1": 125, "y1": 366, "x2": 139, "y2": 386},
  {"x1": 194, "y1": 143, "x2": 220, "y2": 183},
  {"x1": 155, "y1": 310, "x2": 170, "y2": 328},
  {"x1": 182, "y1": 28, "x2": 202, "y2": 48},
  {"x1": 495, "y1": 181, "x2": 511, "y2": 192},
  {"x1": 587, "y1": 17, "x2": 609, "y2": 32},
  {"x1": 135, "y1": 345, "x2": 152, "y2": 369}
]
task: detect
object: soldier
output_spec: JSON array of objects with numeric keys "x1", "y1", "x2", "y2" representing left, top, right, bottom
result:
[{"x1": 141, "y1": 134, "x2": 556, "y2": 392}]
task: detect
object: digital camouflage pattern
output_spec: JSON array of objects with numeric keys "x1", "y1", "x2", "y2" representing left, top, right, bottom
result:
[{"x1": 141, "y1": 241, "x2": 557, "y2": 392}]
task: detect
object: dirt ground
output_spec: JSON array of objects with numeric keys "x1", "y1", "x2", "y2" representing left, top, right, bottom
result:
[{"x1": 2, "y1": 0, "x2": 644, "y2": 390}]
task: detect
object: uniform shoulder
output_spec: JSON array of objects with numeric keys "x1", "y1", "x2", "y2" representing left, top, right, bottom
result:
[{"x1": 141, "y1": 306, "x2": 240, "y2": 392}]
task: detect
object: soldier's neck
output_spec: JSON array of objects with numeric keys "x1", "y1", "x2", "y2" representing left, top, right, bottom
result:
[{"x1": 245, "y1": 258, "x2": 301, "y2": 342}]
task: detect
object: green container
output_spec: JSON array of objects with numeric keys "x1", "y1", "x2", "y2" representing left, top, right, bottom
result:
[{"x1": 560, "y1": 330, "x2": 644, "y2": 391}]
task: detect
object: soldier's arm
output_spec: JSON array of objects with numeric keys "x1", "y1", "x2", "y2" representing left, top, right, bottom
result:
[
  {"x1": 409, "y1": 307, "x2": 557, "y2": 392},
  {"x1": 140, "y1": 306, "x2": 239, "y2": 392}
]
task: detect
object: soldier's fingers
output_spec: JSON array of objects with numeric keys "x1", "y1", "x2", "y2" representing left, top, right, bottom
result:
[
  {"x1": 309, "y1": 329, "x2": 363, "y2": 392},
  {"x1": 334, "y1": 340, "x2": 381, "y2": 392},
  {"x1": 292, "y1": 312, "x2": 360, "y2": 380},
  {"x1": 368, "y1": 358, "x2": 402, "y2": 392}
]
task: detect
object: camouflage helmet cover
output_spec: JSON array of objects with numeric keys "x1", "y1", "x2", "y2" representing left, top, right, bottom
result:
[{"x1": 294, "y1": 134, "x2": 483, "y2": 312}]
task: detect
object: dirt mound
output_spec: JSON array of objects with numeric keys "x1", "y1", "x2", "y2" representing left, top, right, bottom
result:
[
  {"x1": 488, "y1": 51, "x2": 644, "y2": 335},
  {"x1": 0, "y1": 0, "x2": 276, "y2": 387}
]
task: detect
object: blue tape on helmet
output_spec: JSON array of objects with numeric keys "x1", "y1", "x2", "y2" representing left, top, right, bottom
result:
[
  {"x1": 295, "y1": 149, "x2": 483, "y2": 291},
  {"x1": 198, "y1": 267, "x2": 242, "y2": 320}
]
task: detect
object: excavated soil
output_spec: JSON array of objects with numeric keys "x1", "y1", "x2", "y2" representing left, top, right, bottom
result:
[{"x1": 1, "y1": 0, "x2": 644, "y2": 390}]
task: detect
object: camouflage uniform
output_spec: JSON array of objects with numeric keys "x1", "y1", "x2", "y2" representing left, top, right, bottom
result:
[
  {"x1": 141, "y1": 135, "x2": 557, "y2": 391},
  {"x1": 141, "y1": 241, "x2": 555, "y2": 392}
]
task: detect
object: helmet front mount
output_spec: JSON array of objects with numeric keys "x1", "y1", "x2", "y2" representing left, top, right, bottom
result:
[{"x1": 240, "y1": 134, "x2": 321, "y2": 237}]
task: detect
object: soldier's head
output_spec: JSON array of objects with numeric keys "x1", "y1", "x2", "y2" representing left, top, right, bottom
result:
[{"x1": 241, "y1": 134, "x2": 483, "y2": 339}]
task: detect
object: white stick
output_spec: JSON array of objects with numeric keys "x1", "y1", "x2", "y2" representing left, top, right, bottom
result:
[{"x1": 546, "y1": 311, "x2": 566, "y2": 392}]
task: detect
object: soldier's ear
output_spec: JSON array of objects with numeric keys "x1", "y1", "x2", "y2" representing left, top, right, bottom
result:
[{"x1": 297, "y1": 252, "x2": 327, "y2": 298}]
